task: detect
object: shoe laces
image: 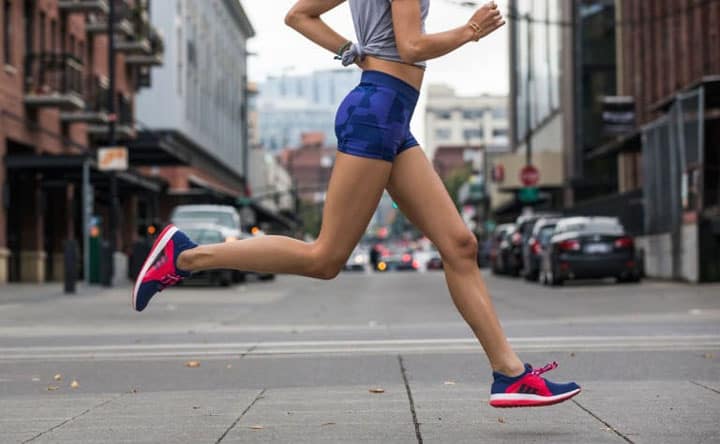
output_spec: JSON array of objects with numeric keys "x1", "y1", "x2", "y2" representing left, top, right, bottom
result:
[
  {"x1": 531, "y1": 361, "x2": 558, "y2": 377},
  {"x1": 158, "y1": 273, "x2": 182, "y2": 292}
]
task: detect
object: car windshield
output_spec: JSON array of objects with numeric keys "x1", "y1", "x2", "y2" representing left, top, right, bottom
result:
[
  {"x1": 183, "y1": 228, "x2": 224, "y2": 244},
  {"x1": 559, "y1": 220, "x2": 624, "y2": 235},
  {"x1": 538, "y1": 225, "x2": 556, "y2": 244},
  {"x1": 174, "y1": 211, "x2": 236, "y2": 229}
]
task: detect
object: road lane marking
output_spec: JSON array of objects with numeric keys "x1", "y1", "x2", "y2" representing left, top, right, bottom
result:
[{"x1": 0, "y1": 335, "x2": 718, "y2": 361}]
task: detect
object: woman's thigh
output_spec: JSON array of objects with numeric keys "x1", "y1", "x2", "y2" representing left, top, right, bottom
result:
[
  {"x1": 316, "y1": 151, "x2": 392, "y2": 259},
  {"x1": 385, "y1": 147, "x2": 472, "y2": 254}
]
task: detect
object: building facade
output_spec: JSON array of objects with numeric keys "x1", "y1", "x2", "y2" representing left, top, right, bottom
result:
[
  {"x1": 0, "y1": 0, "x2": 164, "y2": 283},
  {"x1": 258, "y1": 69, "x2": 360, "y2": 151},
  {"x1": 135, "y1": 0, "x2": 254, "y2": 220},
  {"x1": 424, "y1": 84, "x2": 509, "y2": 162},
  {"x1": 507, "y1": 0, "x2": 720, "y2": 281}
]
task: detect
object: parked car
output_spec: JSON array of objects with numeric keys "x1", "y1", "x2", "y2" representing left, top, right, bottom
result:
[
  {"x1": 170, "y1": 205, "x2": 260, "y2": 282},
  {"x1": 171, "y1": 205, "x2": 243, "y2": 240},
  {"x1": 181, "y1": 223, "x2": 234, "y2": 286},
  {"x1": 490, "y1": 224, "x2": 517, "y2": 275},
  {"x1": 523, "y1": 217, "x2": 561, "y2": 281},
  {"x1": 516, "y1": 213, "x2": 561, "y2": 279},
  {"x1": 540, "y1": 216, "x2": 641, "y2": 286},
  {"x1": 426, "y1": 250, "x2": 443, "y2": 270},
  {"x1": 379, "y1": 250, "x2": 419, "y2": 272},
  {"x1": 344, "y1": 247, "x2": 369, "y2": 271}
]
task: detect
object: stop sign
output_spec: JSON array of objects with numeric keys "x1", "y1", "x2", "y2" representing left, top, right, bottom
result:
[{"x1": 520, "y1": 165, "x2": 540, "y2": 186}]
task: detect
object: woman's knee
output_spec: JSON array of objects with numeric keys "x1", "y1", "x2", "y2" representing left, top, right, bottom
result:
[
  {"x1": 441, "y1": 229, "x2": 479, "y2": 263},
  {"x1": 306, "y1": 242, "x2": 347, "y2": 280}
]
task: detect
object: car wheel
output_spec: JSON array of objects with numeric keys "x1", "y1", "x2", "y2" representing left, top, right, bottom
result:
[
  {"x1": 233, "y1": 271, "x2": 247, "y2": 284},
  {"x1": 220, "y1": 272, "x2": 232, "y2": 287},
  {"x1": 548, "y1": 267, "x2": 563, "y2": 286}
]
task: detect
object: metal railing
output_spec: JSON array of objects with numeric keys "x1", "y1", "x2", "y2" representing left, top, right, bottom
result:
[{"x1": 24, "y1": 53, "x2": 84, "y2": 96}]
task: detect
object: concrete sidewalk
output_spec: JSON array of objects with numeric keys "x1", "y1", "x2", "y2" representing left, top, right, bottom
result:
[{"x1": 2, "y1": 353, "x2": 718, "y2": 444}]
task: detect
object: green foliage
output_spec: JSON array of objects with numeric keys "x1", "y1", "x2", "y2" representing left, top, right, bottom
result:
[
  {"x1": 300, "y1": 201, "x2": 323, "y2": 238},
  {"x1": 443, "y1": 165, "x2": 473, "y2": 210}
]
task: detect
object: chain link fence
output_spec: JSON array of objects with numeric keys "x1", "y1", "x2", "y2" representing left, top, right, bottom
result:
[{"x1": 642, "y1": 87, "x2": 705, "y2": 235}]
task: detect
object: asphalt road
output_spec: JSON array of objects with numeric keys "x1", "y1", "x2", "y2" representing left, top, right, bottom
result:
[{"x1": 0, "y1": 270, "x2": 718, "y2": 443}]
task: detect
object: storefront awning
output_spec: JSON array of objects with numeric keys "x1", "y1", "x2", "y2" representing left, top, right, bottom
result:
[
  {"x1": 4, "y1": 154, "x2": 166, "y2": 192},
  {"x1": 585, "y1": 130, "x2": 641, "y2": 160}
]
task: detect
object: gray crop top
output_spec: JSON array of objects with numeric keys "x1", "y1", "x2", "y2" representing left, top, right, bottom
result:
[{"x1": 342, "y1": 0, "x2": 430, "y2": 68}]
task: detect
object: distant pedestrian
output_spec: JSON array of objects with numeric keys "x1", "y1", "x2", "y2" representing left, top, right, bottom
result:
[
  {"x1": 369, "y1": 243, "x2": 381, "y2": 270},
  {"x1": 131, "y1": 0, "x2": 580, "y2": 409}
]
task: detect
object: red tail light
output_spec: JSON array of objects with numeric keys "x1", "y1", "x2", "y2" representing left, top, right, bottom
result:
[
  {"x1": 511, "y1": 232, "x2": 522, "y2": 245},
  {"x1": 412, "y1": 260, "x2": 420, "y2": 269},
  {"x1": 614, "y1": 236, "x2": 634, "y2": 249},
  {"x1": 529, "y1": 238, "x2": 541, "y2": 255},
  {"x1": 558, "y1": 239, "x2": 581, "y2": 251},
  {"x1": 402, "y1": 254, "x2": 411, "y2": 262}
]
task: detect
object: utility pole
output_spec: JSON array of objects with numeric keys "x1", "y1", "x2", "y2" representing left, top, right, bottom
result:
[
  {"x1": 106, "y1": 0, "x2": 118, "y2": 286},
  {"x1": 524, "y1": 13, "x2": 533, "y2": 168}
]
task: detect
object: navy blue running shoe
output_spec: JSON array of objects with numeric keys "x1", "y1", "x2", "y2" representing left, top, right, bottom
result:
[
  {"x1": 490, "y1": 362, "x2": 581, "y2": 408},
  {"x1": 131, "y1": 225, "x2": 196, "y2": 312}
]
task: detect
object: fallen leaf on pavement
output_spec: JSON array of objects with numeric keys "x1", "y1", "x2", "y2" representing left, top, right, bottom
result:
[
  {"x1": 703, "y1": 352, "x2": 714, "y2": 359},
  {"x1": 497, "y1": 417, "x2": 505, "y2": 424},
  {"x1": 443, "y1": 381, "x2": 456, "y2": 385},
  {"x1": 321, "y1": 422, "x2": 336, "y2": 427},
  {"x1": 249, "y1": 425, "x2": 264, "y2": 430},
  {"x1": 570, "y1": 352, "x2": 576, "y2": 357},
  {"x1": 368, "y1": 388, "x2": 385, "y2": 394},
  {"x1": 47, "y1": 386, "x2": 59, "y2": 391},
  {"x1": 70, "y1": 380, "x2": 79, "y2": 389},
  {"x1": 185, "y1": 361, "x2": 200, "y2": 368},
  {"x1": 53, "y1": 374, "x2": 62, "y2": 381}
]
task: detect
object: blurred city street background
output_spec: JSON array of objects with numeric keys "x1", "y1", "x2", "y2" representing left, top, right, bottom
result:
[{"x1": 0, "y1": 0, "x2": 719, "y2": 442}]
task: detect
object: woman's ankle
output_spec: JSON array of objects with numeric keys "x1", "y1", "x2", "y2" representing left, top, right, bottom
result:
[
  {"x1": 492, "y1": 359, "x2": 526, "y2": 377},
  {"x1": 176, "y1": 248, "x2": 196, "y2": 271}
]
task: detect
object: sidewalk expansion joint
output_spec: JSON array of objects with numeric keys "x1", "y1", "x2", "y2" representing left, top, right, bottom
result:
[
  {"x1": 215, "y1": 388, "x2": 266, "y2": 444},
  {"x1": 690, "y1": 380, "x2": 720, "y2": 395},
  {"x1": 398, "y1": 354, "x2": 423, "y2": 444},
  {"x1": 22, "y1": 394, "x2": 123, "y2": 443},
  {"x1": 572, "y1": 399, "x2": 634, "y2": 444}
]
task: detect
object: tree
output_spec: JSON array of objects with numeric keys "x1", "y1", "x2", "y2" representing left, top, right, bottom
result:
[{"x1": 443, "y1": 165, "x2": 473, "y2": 210}]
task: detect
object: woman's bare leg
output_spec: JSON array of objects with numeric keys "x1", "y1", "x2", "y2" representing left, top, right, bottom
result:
[
  {"x1": 387, "y1": 147, "x2": 524, "y2": 376},
  {"x1": 177, "y1": 152, "x2": 392, "y2": 279}
]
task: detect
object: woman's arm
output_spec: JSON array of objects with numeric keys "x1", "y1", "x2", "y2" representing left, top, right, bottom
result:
[
  {"x1": 285, "y1": 0, "x2": 350, "y2": 56},
  {"x1": 391, "y1": 0, "x2": 505, "y2": 64}
]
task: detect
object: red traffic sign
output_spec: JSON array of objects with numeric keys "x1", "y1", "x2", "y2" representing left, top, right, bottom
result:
[{"x1": 520, "y1": 165, "x2": 540, "y2": 186}]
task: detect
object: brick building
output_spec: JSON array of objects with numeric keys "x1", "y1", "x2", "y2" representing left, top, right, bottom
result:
[
  {"x1": 0, "y1": 0, "x2": 164, "y2": 283},
  {"x1": 278, "y1": 132, "x2": 335, "y2": 203}
]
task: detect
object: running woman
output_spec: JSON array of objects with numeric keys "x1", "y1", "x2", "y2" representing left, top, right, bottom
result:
[{"x1": 132, "y1": 0, "x2": 581, "y2": 408}]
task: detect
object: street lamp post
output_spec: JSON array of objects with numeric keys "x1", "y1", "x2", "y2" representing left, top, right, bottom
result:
[{"x1": 105, "y1": 0, "x2": 118, "y2": 287}]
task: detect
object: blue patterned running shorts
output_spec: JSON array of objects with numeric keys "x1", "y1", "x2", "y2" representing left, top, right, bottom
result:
[{"x1": 334, "y1": 70, "x2": 420, "y2": 162}]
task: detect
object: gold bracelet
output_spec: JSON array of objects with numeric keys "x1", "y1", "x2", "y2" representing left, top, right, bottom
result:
[{"x1": 468, "y1": 21, "x2": 481, "y2": 34}]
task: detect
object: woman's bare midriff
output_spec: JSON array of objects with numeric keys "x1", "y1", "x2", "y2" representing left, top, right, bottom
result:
[{"x1": 358, "y1": 56, "x2": 424, "y2": 91}]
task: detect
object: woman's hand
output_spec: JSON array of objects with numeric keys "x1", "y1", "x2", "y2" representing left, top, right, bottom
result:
[{"x1": 467, "y1": 2, "x2": 506, "y2": 42}]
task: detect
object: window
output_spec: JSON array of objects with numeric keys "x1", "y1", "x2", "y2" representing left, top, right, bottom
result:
[
  {"x1": 434, "y1": 128, "x2": 451, "y2": 140},
  {"x1": 463, "y1": 129, "x2": 483, "y2": 140},
  {"x1": 39, "y1": 12, "x2": 46, "y2": 52},
  {"x1": 3, "y1": 0, "x2": 12, "y2": 65},
  {"x1": 463, "y1": 109, "x2": 483, "y2": 120},
  {"x1": 492, "y1": 128, "x2": 508, "y2": 137},
  {"x1": 50, "y1": 18, "x2": 56, "y2": 52},
  {"x1": 491, "y1": 108, "x2": 507, "y2": 119},
  {"x1": 435, "y1": 110, "x2": 452, "y2": 120}
]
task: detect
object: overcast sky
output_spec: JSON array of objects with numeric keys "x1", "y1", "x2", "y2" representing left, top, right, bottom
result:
[{"x1": 241, "y1": 0, "x2": 509, "y2": 145}]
